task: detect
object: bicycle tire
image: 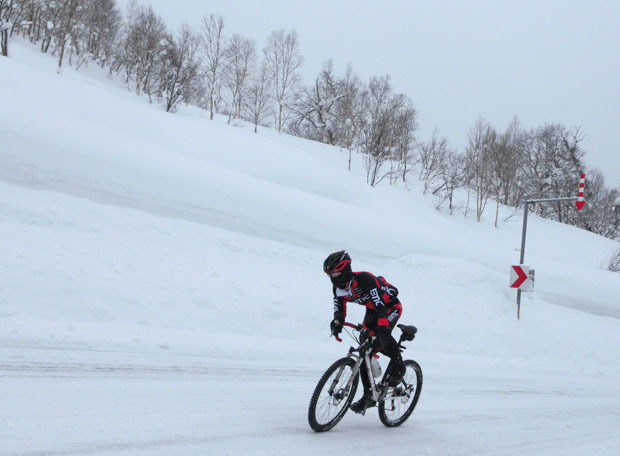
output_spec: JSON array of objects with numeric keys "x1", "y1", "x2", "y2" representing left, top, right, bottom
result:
[
  {"x1": 378, "y1": 359, "x2": 423, "y2": 427},
  {"x1": 308, "y1": 357, "x2": 359, "y2": 432}
]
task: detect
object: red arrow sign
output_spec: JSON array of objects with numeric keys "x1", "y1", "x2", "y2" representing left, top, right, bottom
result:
[{"x1": 510, "y1": 266, "x2": 528, "y2": 288}]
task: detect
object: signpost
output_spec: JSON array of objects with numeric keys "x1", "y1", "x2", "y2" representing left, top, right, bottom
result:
[
  {"x1": 510, "y1": 265, "x2": 529, "y2": 289},
  {"x1": 514, "y1": 174, "x2": 586, "y2": 319},
  {"x1": 510, "y1": 265, "x2": 534, "y2": 293}
]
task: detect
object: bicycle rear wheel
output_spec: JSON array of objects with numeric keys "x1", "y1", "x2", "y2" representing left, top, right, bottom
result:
[
  {"x1": 378, "y1": 359, "x2": 422, "y2": 427},
  {"x1": 308, "y1": 357, "x2": 359, "y2": 432}
]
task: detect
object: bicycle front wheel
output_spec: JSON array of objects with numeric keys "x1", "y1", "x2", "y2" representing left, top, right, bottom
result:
[
  {"x1": 308, "y1": 357, "x2": 359, "y2": 432},
  {"x1": 378, "y1": 359, "x2": 423, "y2": 427}
]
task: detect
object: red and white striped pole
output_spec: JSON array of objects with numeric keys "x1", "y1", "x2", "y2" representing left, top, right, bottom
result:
[{"x1": 576, "y1": 173, "x2": 586, "y2": 211}]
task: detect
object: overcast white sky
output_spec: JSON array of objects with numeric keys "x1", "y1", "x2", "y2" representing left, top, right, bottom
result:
[{"x1": 130, "y1": 0, "x2": 620, "y2": 188}]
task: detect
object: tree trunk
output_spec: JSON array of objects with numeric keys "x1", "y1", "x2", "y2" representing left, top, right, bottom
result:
[
  {"x1": 57, "y1": 40, "x2": 67, "y2": 71},
  {"x1": 209, "y1": 87, "x2": 215, "y2": 120},
  {"x1": 1, "y1": 30, "x2": 7, "y2": 57},
  {"x1": 449, "y1": 191, "x2": 454, "y2": 214},
  {"x1": 465, "y1": 190, "x2": 471, "y2": 217},
  {"x1": 277, "y1": 102, "x2": 283, "y2": 132},
  {"x1": 495, "y1": 199, "x2": 500, "y2": 227},
  {"x1": 348, "y1": 147, "x2": 352, "y2": 171}
]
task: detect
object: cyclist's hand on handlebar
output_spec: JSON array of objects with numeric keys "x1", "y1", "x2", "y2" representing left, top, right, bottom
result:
[{"x1": 330, "y1": 319, "x2": 343, "y2": 337}]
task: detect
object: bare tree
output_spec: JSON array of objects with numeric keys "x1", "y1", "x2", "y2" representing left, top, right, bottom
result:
[
  {"x1": 554, "y1": 126, "x2": 586, "y2": 223},
  {"x1": 1, "y1": 0, "x2": 38, "y2": 56},
  {"x1": 393, "y1": 101, "x2": 417, "y2": 183},
  {"x1": 48, "y1": 0, "x2": 85, "y2": 71},
  {"x1": 497, "y1": 117, "x2": 524, "y2": 206},
  {"x1": 435, "y1": 150, "x2": 465, "y2": 213},
  {"x1": 244, "y1": 62, "x2": 272, "y2": 133},
  {"x1": 0, "y1": 21, "x2": 8, "y2": 57},
  {"x1": 334, "y1": 64, "x2": 363, "y2": 170},
  {"x1": 199, "y1": 13, "x2": 226, "y2": 120},
  {"x1": 263, "y1": 28, "x2": 304, "y2": 133},
  {"x1": 160, "y1": 25, "x2": 200, "y2": 113},
  {"x1": 358, "y1": 75, "x2": 407, "y2": 186},
  {"x1": 417, "y1": 129, "x2": 448, "y2": 194},
  {"x1": 224, "y1": 33, "x2": 256, "y2": 123},
  {"x1": 290, "y1": 59, "x2": 341, "y2": 144},
  {"x1": 38, "y1": 2, "x2": 65, "y2": 54},
  {"x1": 520, "y1": 124, "x2": 585, "y2": 222},
  {"x1": 82, "y1": 0, "x2": 121, "y2": 67},
  {"x1": 109, "y1": 0, "x2": 138, "y2": 81},
  {"x1": 488, "y1": 117, "x2": 524, "y2": 227},
  {"x1": 0, "y1": 0, "x2": 12, "y2": 57},
  {"x1": 464, "y1": 118, "x2": 497, "y2": 221},
  {"x1": 120, "y1": 4, "x2": 167, "y2": 99},
  {"x1": 23, "y1": 0, "x2": 46, "y2": 44}
]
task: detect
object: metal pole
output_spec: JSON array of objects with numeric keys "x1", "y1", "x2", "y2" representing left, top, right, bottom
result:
[
  {"x1": 519, "y1": 202, "x2": 529, "y2": 265},
  {"x1": 514, "y1": 195, "x2": 579, "y2": 320},
  {"x1": 526, "y1": 197, "x2": 577, "y2": 204},
  {"x1": 517, "y1": 201, "x2": 530, "y2": 320}
]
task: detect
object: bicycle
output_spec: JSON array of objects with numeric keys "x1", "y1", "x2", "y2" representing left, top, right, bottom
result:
[{"x1": 307, "y1": 322, "x2": 423, "y2": 432}]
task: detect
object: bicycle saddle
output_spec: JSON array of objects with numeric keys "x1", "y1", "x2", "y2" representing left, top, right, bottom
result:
[{"x1": 397, "y1": 324, "x2": 417, "y2": 341}]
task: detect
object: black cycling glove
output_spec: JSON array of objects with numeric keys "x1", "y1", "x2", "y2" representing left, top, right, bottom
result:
[{"x1": 330, "y1": 319, "x2": 343, "y2": 336}]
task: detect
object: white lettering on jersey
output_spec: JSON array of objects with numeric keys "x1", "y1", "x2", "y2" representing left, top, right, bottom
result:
[
  {"x1": 381, "y1": 285, "x2": 396, "y2": 297},
  {"x1": 370, "y1": 288, "x2": 384, "y2": 307}
]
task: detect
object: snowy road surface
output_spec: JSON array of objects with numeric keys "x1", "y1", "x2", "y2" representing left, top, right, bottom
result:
[{"x1": 2, "y1": 344, "x2": 618, "y2": 456}]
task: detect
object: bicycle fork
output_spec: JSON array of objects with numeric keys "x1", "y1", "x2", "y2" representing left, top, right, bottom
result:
[
  {"x1": 327, "y1": 347, "x2": 362, "y2": 399},
  {"x1": 326, "y1": 347, "x2": 393, "y2": 409}
]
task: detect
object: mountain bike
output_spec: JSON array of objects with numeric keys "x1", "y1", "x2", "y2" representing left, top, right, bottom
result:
[{"x1": 308, "y1": 322, "x2": 423, "y2": 432}]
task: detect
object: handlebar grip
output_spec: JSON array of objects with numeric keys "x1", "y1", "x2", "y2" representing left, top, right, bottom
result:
[
  {"x1": 343, "y1": 322, "x2": 361, "y2": 330},
  {"x1": 331, "y1": 328, "x2": 343, "y2": 342},
  {"x1": 331, "y1": 321, "x2": 362, "y2": 342}
]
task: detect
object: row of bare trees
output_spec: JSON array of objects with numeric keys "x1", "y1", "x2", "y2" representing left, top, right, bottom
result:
[
  {"x1": 290, "y1": 61, "x2": 618, "y2": 240},
  {"x1": 2, "y1": 1, "x2": 618, "y2": 242},
  {"x1": 289, "y1": 63, "x2": 418, "y2": 186},
  {"x1": 413, "y1": 118, "x2": 619, "y2": 240},
  {"x1": 1, "y1": 0, "x2": 121, "y2": 65},
  {"x1": 289, "y1": 64, "x2": 618, "y2": 241},
  {"x1": 0, "y1": 1, "x2": 301, "y2": 129},
  {"x1": 4, "y1": 0, "x2": 418, "y2": 182},
  {"x1": 3, "y1": 1, "x2": 417, "y2": 185}
]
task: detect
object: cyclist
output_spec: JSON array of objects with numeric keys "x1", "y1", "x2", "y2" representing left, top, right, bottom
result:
[{"x1": 323, "y1": 250, "x2": 406, "y2": 414}]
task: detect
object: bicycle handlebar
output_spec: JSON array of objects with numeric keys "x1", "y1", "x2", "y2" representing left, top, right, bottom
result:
[{"x1": 333, "y1": 322, "x2": 363, "y2": 342}]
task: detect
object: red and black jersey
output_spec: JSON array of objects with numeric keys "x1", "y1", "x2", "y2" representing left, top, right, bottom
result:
[{"x1": 332, "y1": 271, "x2": 400, "y2": 328}]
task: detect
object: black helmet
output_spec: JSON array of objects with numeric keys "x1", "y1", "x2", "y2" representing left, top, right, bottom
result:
[{"x1": 323, "y1": 250, "x2": 353, "y2": 289}]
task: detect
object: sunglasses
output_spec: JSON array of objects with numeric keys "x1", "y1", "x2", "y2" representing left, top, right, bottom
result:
[{"x1": 327, "y1": 271, "x2": 342, "y2": 277}]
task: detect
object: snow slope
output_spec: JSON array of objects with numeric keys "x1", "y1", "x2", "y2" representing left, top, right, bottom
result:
[{"x1": 1, "y1": 41, "x2": 619, "y2": 455}]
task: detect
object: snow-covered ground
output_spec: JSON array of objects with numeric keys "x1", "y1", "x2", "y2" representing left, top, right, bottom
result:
[{"x1": 1, "y1": 41, "x2": 619, "y2": 455}]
